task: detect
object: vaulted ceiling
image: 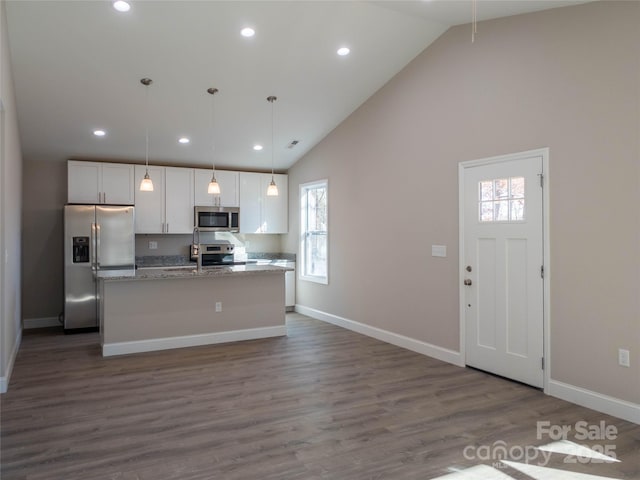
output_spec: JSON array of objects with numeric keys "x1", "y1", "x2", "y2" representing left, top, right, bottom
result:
[{"x1": 5, "y1": 0, "x2": 587, "y2": 172}]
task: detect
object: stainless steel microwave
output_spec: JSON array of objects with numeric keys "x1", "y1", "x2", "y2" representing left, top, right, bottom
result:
[{"x1": 194, "y1": 206, "x2": 240, "y2": 232}]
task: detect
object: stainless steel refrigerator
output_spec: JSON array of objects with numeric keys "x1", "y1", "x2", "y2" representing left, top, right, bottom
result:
[{"x1": 64, "y1": 205, "x2": 135, "y2": 331}]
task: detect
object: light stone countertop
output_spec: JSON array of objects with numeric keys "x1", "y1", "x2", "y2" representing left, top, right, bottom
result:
[{"x1": 97, "y1": 264, "x2": 291, "y2": 282}]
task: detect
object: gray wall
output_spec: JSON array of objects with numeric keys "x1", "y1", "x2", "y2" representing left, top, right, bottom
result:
[
  {"x1": 21, "y1": 158, "x2": 66, "y2": 321},
  {"x1": 1, "y1": 0, "x2": 23, "y2": 391},
  {"x1": 285, "y1": 2, "x2": 640, "y2": 404}
]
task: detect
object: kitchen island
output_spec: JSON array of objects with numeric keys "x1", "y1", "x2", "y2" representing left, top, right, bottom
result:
[{"x1": 97, "y1": 264, "x2": 290, "y2": 356}]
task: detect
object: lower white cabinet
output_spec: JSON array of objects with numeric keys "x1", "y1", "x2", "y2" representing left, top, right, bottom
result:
[
  {"x1": 134, "y1": 166, "x2": 194, "y2": 234},
  {"x1": 239, "y1": 172, "x2": 288, "y2": 234},
  {"x1": 285, "y1": 263, "x2": 295, "y2": 309}
]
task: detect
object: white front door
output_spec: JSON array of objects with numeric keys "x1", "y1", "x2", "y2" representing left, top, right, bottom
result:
[{"x1": 461, "y1": 151, "x2": 544, "y2": 388}]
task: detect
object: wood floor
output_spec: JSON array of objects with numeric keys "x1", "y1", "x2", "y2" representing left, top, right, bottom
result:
[{"x1": 2, "y1": 313, "x2": 639, "y2": 479}]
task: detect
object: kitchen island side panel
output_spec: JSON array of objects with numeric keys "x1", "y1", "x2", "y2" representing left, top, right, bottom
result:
[{"x1": 101, "y1": 273, "x2": 285, "y2": 345}]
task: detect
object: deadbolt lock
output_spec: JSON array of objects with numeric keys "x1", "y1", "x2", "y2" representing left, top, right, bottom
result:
[{"x1": 466, "y1": 265, "x2": 472, "y2": 272}]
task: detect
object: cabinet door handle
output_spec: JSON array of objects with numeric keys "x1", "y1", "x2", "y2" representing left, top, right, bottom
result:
[
  {"x1": 103, "y1": 192, "x2": 106, "y2": 204},
  {"x1": 166, "y1": 223, "x2": 169, "y2": 233}
]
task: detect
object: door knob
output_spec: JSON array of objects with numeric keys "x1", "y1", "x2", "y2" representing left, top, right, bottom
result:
[{"x1": 464, "y1": 279, "x2": 472, "y2": 286}]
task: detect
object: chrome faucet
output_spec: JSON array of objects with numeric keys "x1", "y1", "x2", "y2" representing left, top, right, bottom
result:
[{"x1": 192, "y1": 227, "x2": 202, "y2": 272}]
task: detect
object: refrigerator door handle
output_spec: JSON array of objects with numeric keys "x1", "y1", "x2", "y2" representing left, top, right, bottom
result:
[
  {"x1": 96, "y1": 223, "x2": 101, "y2": 269},
  {"x1": 90, "y1": 222, "x2": 97, "y2": 271}
]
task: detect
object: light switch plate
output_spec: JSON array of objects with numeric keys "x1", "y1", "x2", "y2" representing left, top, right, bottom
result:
[
  {"x1": 432, "y1": 245, "x2": 447, "y2": 257},
  {"x1": 618, "y1": 348, "x2": 630, "y2": 367},
  {"x1": 149, "y1": 241, "x2": 158, "y2": 250}
]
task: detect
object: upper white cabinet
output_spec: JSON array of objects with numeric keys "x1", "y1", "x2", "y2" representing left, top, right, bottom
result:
[
  {"x1": 134, "y1": 166, "x2": 194, "y2": 234},
  {"x1": 134, "y1": 165, "x2": 165, "y2": 234},
  {"x1": 68, "y1": 160, "x2": 134, "y2": 205},
  {"x1": 69, "y1": 161, "x2": 287, "y2": 235},
  {"x1": 239, "y1": 172, "x2": 288, "y2": 234},
  {"x1": 193, "y1": 169, "x2": 239, "y2": 207},
  {"x1": 165, "y1": 167, "x2": 195, "y2": 233}
]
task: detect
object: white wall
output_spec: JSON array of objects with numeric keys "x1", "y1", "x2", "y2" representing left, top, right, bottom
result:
[
  {"x1": 0, "y1": 0, "x2": 23, "y2": 393},
  {"x1": 285, "y1": 1, "x2": 640, "y2": 410}
]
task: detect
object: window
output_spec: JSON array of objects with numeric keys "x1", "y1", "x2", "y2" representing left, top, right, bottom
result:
[
  {"x1": 479, "y1": 176, "x2": 525, "y2": 222},
  {"x1": 300, "y1": 180, "x2": 328, "y2": 284}
]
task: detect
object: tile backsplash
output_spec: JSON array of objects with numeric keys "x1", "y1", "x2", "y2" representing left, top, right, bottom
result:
[{"x1": 134, "y1": 232, "x2": 285, "y2": 257}]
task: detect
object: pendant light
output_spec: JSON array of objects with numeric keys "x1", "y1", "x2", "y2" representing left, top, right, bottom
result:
[
  {"x1": 266, "y1": 95, "x2": 279, "y2": 196},
  {"x1": 207, "y1": 87, "x2": 221, "y2": 195},
  {"x1": 139, "y1": 77, "x2": 154, "y2": 192}
]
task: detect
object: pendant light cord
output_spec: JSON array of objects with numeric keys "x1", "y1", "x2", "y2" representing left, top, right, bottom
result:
[
  {"x1": 140, "y1": 77, "x2": 153, "y2": 174},
  {"x1": 472, "y1": 0, "x2": 477, "y2": 43},
  {"x1": 268, "y1": 96, "x2": 276, "y2": 180},
  {"x1": 208, "y1": 88, "x2": 218, "y2": 175},
  {"x1": 145, "y1": 84, "x2": 149, "y2": 172}
]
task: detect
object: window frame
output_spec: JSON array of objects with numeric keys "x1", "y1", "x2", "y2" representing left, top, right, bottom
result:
[{"x1": 299, "y1": 179, "x2": 328, "y2": 285}]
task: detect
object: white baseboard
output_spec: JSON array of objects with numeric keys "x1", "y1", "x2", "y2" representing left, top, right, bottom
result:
[
  {"x1": 23, "y1": 316, "x2": 60, "y2": 329},
  {"x1": 0, "y1": 327, "x2": 22, "y2": 394},
  {"x1": 295, "y1": 304, "x2": 463, "y2": 367},
  {"x1": 102, "y1": 325, "x2": 287, "y2": 357},
  {"x1": 548, "y1": 379, "x2": 640, "y2": 425}
]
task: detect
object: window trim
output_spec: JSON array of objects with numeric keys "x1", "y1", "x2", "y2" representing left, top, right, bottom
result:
[{"x1": 299, "y1": 179, "x2": 328, "y2": 285}]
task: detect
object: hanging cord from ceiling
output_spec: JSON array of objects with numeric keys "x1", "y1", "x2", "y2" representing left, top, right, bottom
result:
[{"x1": 472, "y1": 0, "x2": 478, "y2": 43}]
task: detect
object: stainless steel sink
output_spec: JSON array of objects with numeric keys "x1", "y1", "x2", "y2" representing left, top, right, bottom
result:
[
  {"x1": 138, "y1": 265, "x2": 196, "y2": 271},
  {"x1": 162, "y1": 267, "x2": 197, "y2": 272}
]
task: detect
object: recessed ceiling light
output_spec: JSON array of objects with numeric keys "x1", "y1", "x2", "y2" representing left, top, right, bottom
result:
[
  {"x1": 93, "y1": 129, "x2": 106, "y2": 137},
  {"x1": 113, "y1": 1, "x2": 131, "y2": 13},
  {"x1": 253, "y1": 144, "x2": 263, "y2": 151},
  {"x1": 241, "y1": 27, "x2": 255, "y2": 38},
  {"x1": 178, "y1": 137, "x2": 190, "y2": 144},
  {"x1": 337, "y1": 47, "x2": 350, "y2": 56}
]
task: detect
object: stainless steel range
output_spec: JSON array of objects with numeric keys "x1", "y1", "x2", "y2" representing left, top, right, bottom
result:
[{"x1": 191, "y1": 240, "x2": 245, "y2": 267}]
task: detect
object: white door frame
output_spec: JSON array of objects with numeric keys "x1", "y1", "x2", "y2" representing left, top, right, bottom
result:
[{"x1": 458, "y1": 147, "x2": 551, "y2": 392}]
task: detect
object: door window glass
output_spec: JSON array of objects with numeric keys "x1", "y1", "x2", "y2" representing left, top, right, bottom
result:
[{"x1": 479, "y1": 177, "x2": 525, "y2": 222}]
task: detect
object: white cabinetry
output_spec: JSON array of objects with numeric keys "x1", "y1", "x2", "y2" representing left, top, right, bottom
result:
[
  {"x1": 165, "y1": 167, "x2": 194, "y2": 233},
  {"x1": 193, "y1": 169, "x2": 239, "y2": 207},
  {"x1": 285, "y1": 262, "x2": 295, "y2": 309},
  {"x1": 134, "y1": 166, "x2": 194, "y2": 234},
  {"x1": 134, "y1": 165, "x2": 164, "y2": 233},
  {"x1": 239, "y1": 172, "x2": 288, "y2": 234},
  {"x1": 68, "y1": 160, "x2": 134, "y2": 205}
]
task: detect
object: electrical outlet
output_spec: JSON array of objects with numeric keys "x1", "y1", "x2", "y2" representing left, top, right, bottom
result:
[
  {"x1": 149, "y1": 241, "x2": 158, "y2": 250},
  {"x1": 215, "y1": 301, "x2": 222, "y2": 313},
  {"x1": 618, "y1": 348, "x2": 630, "y2": 367}
]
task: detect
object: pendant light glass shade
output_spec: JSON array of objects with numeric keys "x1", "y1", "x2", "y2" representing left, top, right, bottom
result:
[
  {"x1": 208, "y1": 176, "x2": 221, "y2": 194},
  {"x1": 139, "y1": 78, "x2": 154, "y2": 192},
  {"x1": 140, "y1": 172, "x2": 154, "y2": 191},
  {"x1": 207, "y1": 87, "x2": 221, "y2": 196},
  {"x1": 266, "y1": 178, "x2": 279, "y2": 196},
  {"x1": 266, "y1": 95, "x2": 279, "y2": 197}
]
